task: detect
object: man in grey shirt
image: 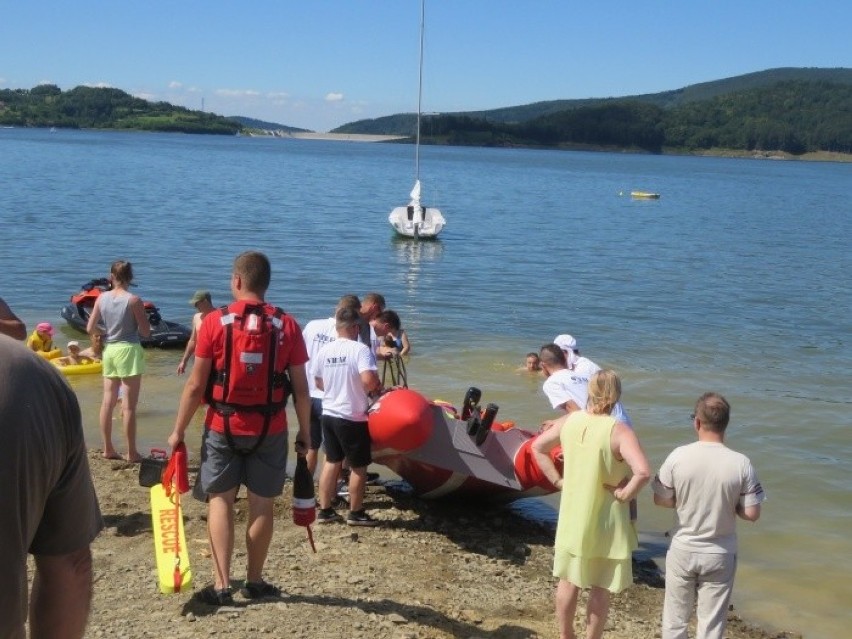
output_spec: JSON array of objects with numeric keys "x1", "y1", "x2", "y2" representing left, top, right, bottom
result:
[
  {"x1": 652, "y1": 392, "x2": 765, "y2": 639},
  {"x1": 0, "y1": 335, "x2": 103, "y2": 638}
]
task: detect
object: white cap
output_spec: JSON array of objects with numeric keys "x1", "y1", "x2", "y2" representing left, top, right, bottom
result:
[
  {"x1": 553, "y1": 334, "x2": 577, "y2": 352},
  {"x1": 67, "y1": 340, "x2": 80, "y2": 349}
]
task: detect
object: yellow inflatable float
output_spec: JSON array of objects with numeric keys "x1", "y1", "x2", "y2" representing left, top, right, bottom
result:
[{"x1": 52, "y1": 360, "x2": 103, "y2": 376}]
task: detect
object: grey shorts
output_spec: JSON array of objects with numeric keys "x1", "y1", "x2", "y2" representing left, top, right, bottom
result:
[{"x1": 198, "y1": 429, "x2": 288, "y2": 499}]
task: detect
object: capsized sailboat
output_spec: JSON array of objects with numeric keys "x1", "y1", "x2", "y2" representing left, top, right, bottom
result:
[{"x1": 388, "y1": 0, "x2": 445, "y2": 240}]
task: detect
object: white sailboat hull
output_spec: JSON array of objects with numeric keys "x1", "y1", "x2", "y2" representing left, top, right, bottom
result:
[{"x1": 389, "y1": 204, "x2": 445, "y2": 239}]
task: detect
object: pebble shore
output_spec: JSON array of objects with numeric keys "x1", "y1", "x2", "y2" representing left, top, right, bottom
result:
[{"x1": 64, "y1": 452, "x2": 799, "y2": 639}]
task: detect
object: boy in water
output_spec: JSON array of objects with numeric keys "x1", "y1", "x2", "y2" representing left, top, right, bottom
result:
[{"x1": 518, "y1": 352, "x2": 541, "y2": 373}]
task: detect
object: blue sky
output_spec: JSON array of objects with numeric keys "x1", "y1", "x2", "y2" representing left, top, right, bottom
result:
[{"x1": 1, "y1": 1, "x2": 849, "y2": 132}]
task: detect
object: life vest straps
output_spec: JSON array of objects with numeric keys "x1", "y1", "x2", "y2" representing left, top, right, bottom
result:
[
  {"x1": 206, "y1": 304, "x2": 290, "y2": 457},
  {"x1": 221, "y1": 308, "x2": 235, "y2": 404}
]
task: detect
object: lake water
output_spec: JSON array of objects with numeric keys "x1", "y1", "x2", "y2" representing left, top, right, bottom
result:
[{"x1": 1, "y1": 128, "x2": 849, "y2": 639}]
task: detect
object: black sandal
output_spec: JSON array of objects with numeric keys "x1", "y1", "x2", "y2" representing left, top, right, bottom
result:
[
  {"x1": 195, "y1": 585, "x2": 234, "y2": 606},
  {"x1": 241, "y1": 580, "x2": 281, "y2": 599}
]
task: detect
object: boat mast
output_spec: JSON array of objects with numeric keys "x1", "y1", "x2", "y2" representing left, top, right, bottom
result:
[{"x1": 415, "y1": 0, "x2": 425, "y2": 184}]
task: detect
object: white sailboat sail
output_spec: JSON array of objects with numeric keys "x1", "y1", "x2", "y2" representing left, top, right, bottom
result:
[
  {"x1": 409, "y1": 179, "x2": 421, "y2": 206},
  {"x1": 388, "y1": 0, "x2": 445, "y2": 239}
]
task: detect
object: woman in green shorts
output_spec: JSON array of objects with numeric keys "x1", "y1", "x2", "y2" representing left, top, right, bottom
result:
[{"x1": 87, "y1": 260, "x2": 151, "y2": 462}]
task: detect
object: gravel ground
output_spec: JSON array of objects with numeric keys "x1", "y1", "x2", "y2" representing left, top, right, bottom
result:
[{"x1": 56, "y1": 452, "x2": 800, "y2": 639}]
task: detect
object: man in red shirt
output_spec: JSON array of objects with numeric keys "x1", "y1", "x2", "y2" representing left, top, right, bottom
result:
[{"x1": 169, "y1": 251, "x2": 311, "y2": 606}]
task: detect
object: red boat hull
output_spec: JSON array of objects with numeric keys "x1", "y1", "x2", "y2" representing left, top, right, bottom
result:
[{"x1": 368, "y1": 388, "x2": 562, "y2": 502}]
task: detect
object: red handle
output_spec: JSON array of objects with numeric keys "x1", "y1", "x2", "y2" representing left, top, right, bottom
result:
[{"x1": 162, "y1": 442, "x2": 190, "y2": 496}]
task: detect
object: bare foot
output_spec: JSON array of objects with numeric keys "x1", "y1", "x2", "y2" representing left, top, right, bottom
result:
[
  {"x1": 124, "y1": 453, "x2": 144, "y2": 463},
  {"x1": 102, "y1": 451, "x2": 123, "y2": 461}
]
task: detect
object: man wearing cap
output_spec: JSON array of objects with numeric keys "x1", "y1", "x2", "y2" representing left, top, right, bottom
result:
[
  {"x1": 552, "y1": 334, "x2": 633, "y2": 427},
  {"x1": 553, "y1": 334, "x2": 599, "y2": 378},
  {"x1": 177, "y1": 290, "x2": 215, "y2": 375},
  {"x1": 26, "y1": 321, "x2": 55, "y2": 353}
]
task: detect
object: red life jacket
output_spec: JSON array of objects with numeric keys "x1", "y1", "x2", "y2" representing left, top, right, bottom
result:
[{"x1": 205, "y1": 303, "x2": 291, "y2": 455}]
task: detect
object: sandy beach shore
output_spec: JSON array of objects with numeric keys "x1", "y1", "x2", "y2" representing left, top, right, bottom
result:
[{"x1": 52, "y1": 451, "x2": 799, "y2": 639}]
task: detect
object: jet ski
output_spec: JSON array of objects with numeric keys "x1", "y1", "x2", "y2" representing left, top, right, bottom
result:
[{"x1": 60, "y1": 278, "x2": 191, "y2": 348}]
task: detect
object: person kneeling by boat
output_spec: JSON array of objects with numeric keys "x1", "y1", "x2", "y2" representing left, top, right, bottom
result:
[{"x1": 373, "y1": 309, "x2": 411, "y2": 357}]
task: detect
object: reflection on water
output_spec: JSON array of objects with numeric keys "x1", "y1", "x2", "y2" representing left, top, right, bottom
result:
[
  {"x1": 390, "y1": 235, "x2": 444, "y2": 296},
  {"x1": 390, "y1": 235, "x2": 445, "y2": 262}
]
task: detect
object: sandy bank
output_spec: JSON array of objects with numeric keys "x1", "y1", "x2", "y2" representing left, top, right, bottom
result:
[{"x1": 46, "y1": 451, "x2": 800, "y2": 639}]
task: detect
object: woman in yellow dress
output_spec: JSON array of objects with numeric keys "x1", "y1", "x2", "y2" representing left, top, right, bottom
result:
[{"x1": 532, "y1": 370, "x2": 650, "y2": 639}]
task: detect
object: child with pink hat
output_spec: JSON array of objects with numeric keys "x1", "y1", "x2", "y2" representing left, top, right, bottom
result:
[{"x1": 26, "y1": 322, "x2": 55, "y2": 354}]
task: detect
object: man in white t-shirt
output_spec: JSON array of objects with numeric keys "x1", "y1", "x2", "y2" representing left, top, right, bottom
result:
[
  {"x1": 539, "y1": 343, "x2": 589, "y2": 419},
  {"x1": 652, "y1": 393, "x2": 766, "y2": 639},
  {"x1": 301, "y1": 294, "x2": 360, "y2": 475},
  {"x1": 313, "y1": 306, "x2": 382, "y2": 526}
]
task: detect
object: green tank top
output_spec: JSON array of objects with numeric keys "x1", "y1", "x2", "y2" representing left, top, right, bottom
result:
[{"x1": 554, "y1": 411, "x2": 637, "y2": 559}]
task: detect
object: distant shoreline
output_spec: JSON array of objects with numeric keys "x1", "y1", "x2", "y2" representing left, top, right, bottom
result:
[
  {"x1": 254, "y1": 132, "x2": 852, "y2": 162},
  {"x1": 668, "y1": 147, "x2": 852, "y2": 163},
  {"x1": 251, "y1": 131, "x2": 407, "y2": 143},
  {"x1": 14, "y1": 124, "x2": 847, "y2": 161}
]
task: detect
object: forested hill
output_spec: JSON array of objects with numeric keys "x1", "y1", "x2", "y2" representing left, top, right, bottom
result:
[
  {"x1": 464, "y1": 67, "x2": 852, "y2": 124},
  {"x1": 0, "y1": 85, "x2": 241, "y2": 134},
  {"x1": 334, "y1": 68, "x2": 852, "y2": 155}
]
